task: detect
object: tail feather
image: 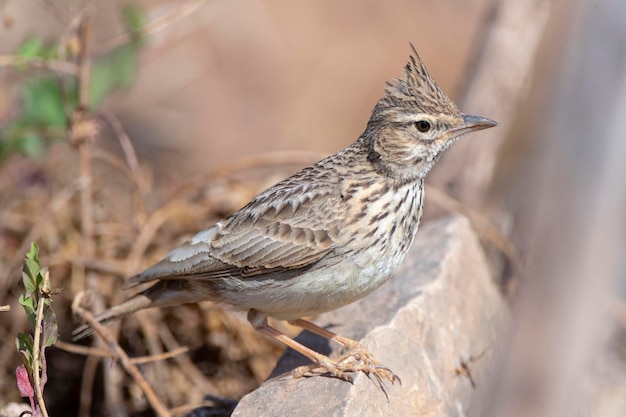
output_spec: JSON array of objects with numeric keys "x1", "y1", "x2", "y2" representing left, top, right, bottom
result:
[
  {"x1": 72, "y1": 279, "x2": 215, "y2": 340},
  {"x1": 125, "y1": 226, "x2": 220, "y2": 289}
]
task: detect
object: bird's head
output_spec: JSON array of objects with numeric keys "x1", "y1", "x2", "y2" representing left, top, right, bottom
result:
[{"x1": 364, "y1": 45, "x2": 498, "y2": 181}]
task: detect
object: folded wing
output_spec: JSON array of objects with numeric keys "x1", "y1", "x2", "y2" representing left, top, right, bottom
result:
[{"x1": 127, "y1": 178, "x2": 344, "y2": 287}]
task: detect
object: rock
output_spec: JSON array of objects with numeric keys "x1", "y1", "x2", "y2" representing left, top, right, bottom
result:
[
  {"x1": 0, "y1": 403, "x2": 31, "y2": 417},
  {"x1": 231, "y1": 215, "x2": 507, "y2": 417}
]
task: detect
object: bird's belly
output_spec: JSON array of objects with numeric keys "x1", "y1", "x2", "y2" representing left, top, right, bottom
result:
[{"x1": 216, "y1": 255, "x2": 396, "y2": 320}]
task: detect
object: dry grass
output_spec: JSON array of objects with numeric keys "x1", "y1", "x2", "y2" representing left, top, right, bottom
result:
[
  {"x1": 0, "y1": 5, "x2": 326, "y2": 414},
  {"x1": 0, "y1": 138, "x2": 326, "y2": 415}
]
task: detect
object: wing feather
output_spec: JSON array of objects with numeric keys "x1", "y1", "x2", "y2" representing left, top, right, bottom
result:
[
  {"x1": 210, "y1": 180, "x2": 343, "y2": 269},
  {"x1": 127, "y1": 168, "x2": 346, "y2": 288}
]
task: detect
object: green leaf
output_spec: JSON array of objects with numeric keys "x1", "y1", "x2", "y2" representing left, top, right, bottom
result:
[
  {"x1": 89, "y1": 60, "x2": 112, "y2": 108},
  {"x1": 115, "y1": 44, "x2": 139, "y2": 87},
  {"x1": 26, "y1": 242, "x2": 40, "y2": 264},
  {"x1": 22, "y1": 260, "x2": 41, "y2": 294},
  {"x1": 15, "y1": 332, "x2": 34, "y2": 367},
  {"x1": 18, "y1": 133, "x2": 45, "y2": 158},
  {"x1": 21, "y1": 77, "x2": 67, "y2": 127},
  {"x1": 42, "y1": 308, "x2": 58, "y2": 347},
  {"x1": 18, "y1": 294, "x2": 36, "y2": 315},
  {"x1": 122, "y1": 4, "x2": 146, "y2": 35},
  {"x1": 14, "y1": 38, "x2": 59, "y2": 72},
  {"x1": 89, "y1": 44, "x2": 138, "y2": 108},
  {"x1": 0, "y1": 127, "x2": 17, "y2": 160},
  {"x1": 23, "y1": 258, "x2": 40, "y2": 280},
  {"x1": 19, "y1": 294, "x2": 37, "y2": 329},
  {"x1": 0, "y1": 75, "x2": 73, "y2": 164},
  {"x1": 16, "y1": 38, "x2": 44, "y2": 59},
  {"x1": 39, "y1": 42, "x2": 59, "y2": 60},
  {"x1": 16, "y1": 38, "x2": 57, "y2": 59}
]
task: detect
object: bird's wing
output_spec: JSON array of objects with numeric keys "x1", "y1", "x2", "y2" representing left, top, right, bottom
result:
[
  {"x1": 127, "y1": 177, "x2": 344, "y2": 287},
  {"x1": 211, "y1": 181, "x2": 342, "y2": 268}
]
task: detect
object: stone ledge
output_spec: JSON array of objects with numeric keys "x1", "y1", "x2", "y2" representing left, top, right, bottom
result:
[{"x1": 231, "y1": 215, "x2": 506, "y2": 417}]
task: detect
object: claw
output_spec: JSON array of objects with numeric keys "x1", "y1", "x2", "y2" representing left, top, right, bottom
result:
[
  {"x1": 290, "y1": 344, "x2": 400, "y2": 388},
  {"x1": 369, "y1": 364, "x2": 401, "y2": 384}
]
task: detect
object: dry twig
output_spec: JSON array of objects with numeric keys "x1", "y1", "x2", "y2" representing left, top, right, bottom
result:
[
  {"x1": 0, "y1": 55, "x2": 79, "y2": 74},
  {"x1": 98, "y1": 110, "x2": 149, "y2": 205},
  {"x1": 56, "y1": 340, "x2": 188, "y2": 364},
  {"x1": 72, "y1": 292, "x2": 171, "y2": 417},
  {"x1": 97, "y1": 0, "x2": 205, "y2": 54},
  {"x1": 32, "y1": 269, "x2": 51, "y2": 417}
]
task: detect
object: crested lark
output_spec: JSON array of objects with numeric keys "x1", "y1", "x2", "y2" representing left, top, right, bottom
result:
[{"x1": 75, "y1": 46, "x2": 498, "y2": 383}]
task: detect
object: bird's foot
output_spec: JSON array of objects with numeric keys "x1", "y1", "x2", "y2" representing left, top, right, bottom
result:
[
  {"x1": 292, "y1": 354, "x2": 355, "y2": 382},
  {"x1": 292, "y1": 343, "x2": 400, "y2": 385}
]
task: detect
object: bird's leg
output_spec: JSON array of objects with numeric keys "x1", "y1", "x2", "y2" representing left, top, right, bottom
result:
[
  {"x1": 288, "y1": 318, "x2": 401, "y2": 384},
  {"x1": 254, "y1": 322, "x2": 357, "y2": 382},
  {"x1": 289, "y1": 318, "x2": 365, "y2": 351},
  {"x1": 248, "y1": 312, "x2": 354, "y2": 382}
]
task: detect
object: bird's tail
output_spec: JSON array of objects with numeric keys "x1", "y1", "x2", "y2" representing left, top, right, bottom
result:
[{"x1": 72, "y1": 279, "x2": 213, "y2": 340}]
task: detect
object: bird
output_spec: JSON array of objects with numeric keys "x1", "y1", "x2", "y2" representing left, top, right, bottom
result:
[{"x1": 74, "y1": 45, "x2": 498, "y2": 384}]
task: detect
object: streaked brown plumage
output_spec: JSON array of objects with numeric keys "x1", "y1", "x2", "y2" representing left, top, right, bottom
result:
[{"x1": 74, "y1": 45, "x2": 498, "y2": 383}]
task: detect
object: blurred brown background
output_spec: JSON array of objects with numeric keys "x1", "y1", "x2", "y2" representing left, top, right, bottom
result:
[
  {"x1": 1, "y1": 0, "x2": 625, "y2": 416},
  {"x1": 2, "y1": 0, "x2": 492, "y2": 169}
]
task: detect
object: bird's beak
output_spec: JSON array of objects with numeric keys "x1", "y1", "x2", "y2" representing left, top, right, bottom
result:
[{"x1": 452, "y1": 114, "x2": 499, "y2": 136}]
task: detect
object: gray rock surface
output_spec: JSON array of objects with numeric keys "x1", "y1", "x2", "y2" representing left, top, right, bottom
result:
[
  {"x1": 0, "y1": 403, "x2": 31, "y2": 417},
  {"x1": 232, "y1": 215, "x2": 507, "y2": 417}
]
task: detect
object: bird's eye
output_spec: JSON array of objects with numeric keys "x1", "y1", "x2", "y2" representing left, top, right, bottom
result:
[{"x1": 415, "y1": 120, "x2": 431, "y2": 132}]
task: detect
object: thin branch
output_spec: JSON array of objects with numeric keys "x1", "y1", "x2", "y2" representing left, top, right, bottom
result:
[
  {"x1": 55, "y1": 11, "x2": 87, "y2": 117},
  {"x1": 98, "y1": 110, "x2": 149, "y2": 204},
  {"x1": 98, "y1": 0, "x2": 204, "y2": 54},
  {"x1": 56, "y1": 340, "x2": 188, "y2": 364},
  {"x1": 78, "y1": 355, "x2": 98, "y2": 417},
  {"x1": 131, "y1": 347, "x2": 189, "y2": 365},
  {"x1": 71, "y1": 16, "x2": 122, "y2": 414},
  {"x1": 0, "y1": 55, "x2": 79, "y2": 75},
  {"x1": 32, "y1": 269, "x2": 51, "y2": 417},
  {"x1": 74, "y1": 16, "x2": 97, "y2": 283},
  {"x1": 78, "y1": 144, "x2": 94, "y2": 259},
  {"x1": 91, "y1": 147, "x2": 135, "y2": 178},
  {"x1": 72, "y1": 293, "x2": 171, "y2": 417},
  {"x1": 77, "y1": 18, "x2": 92, "y2": 110}
]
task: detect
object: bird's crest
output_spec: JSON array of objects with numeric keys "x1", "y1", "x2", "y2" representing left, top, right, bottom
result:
[{"x1": 375, "y1": 44, "x2": 459, "y2": 118}]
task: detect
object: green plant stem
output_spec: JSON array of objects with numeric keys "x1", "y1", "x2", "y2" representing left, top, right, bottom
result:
[{"x1": 32, "y1": 269, "x2": 50, "y2": 417}]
